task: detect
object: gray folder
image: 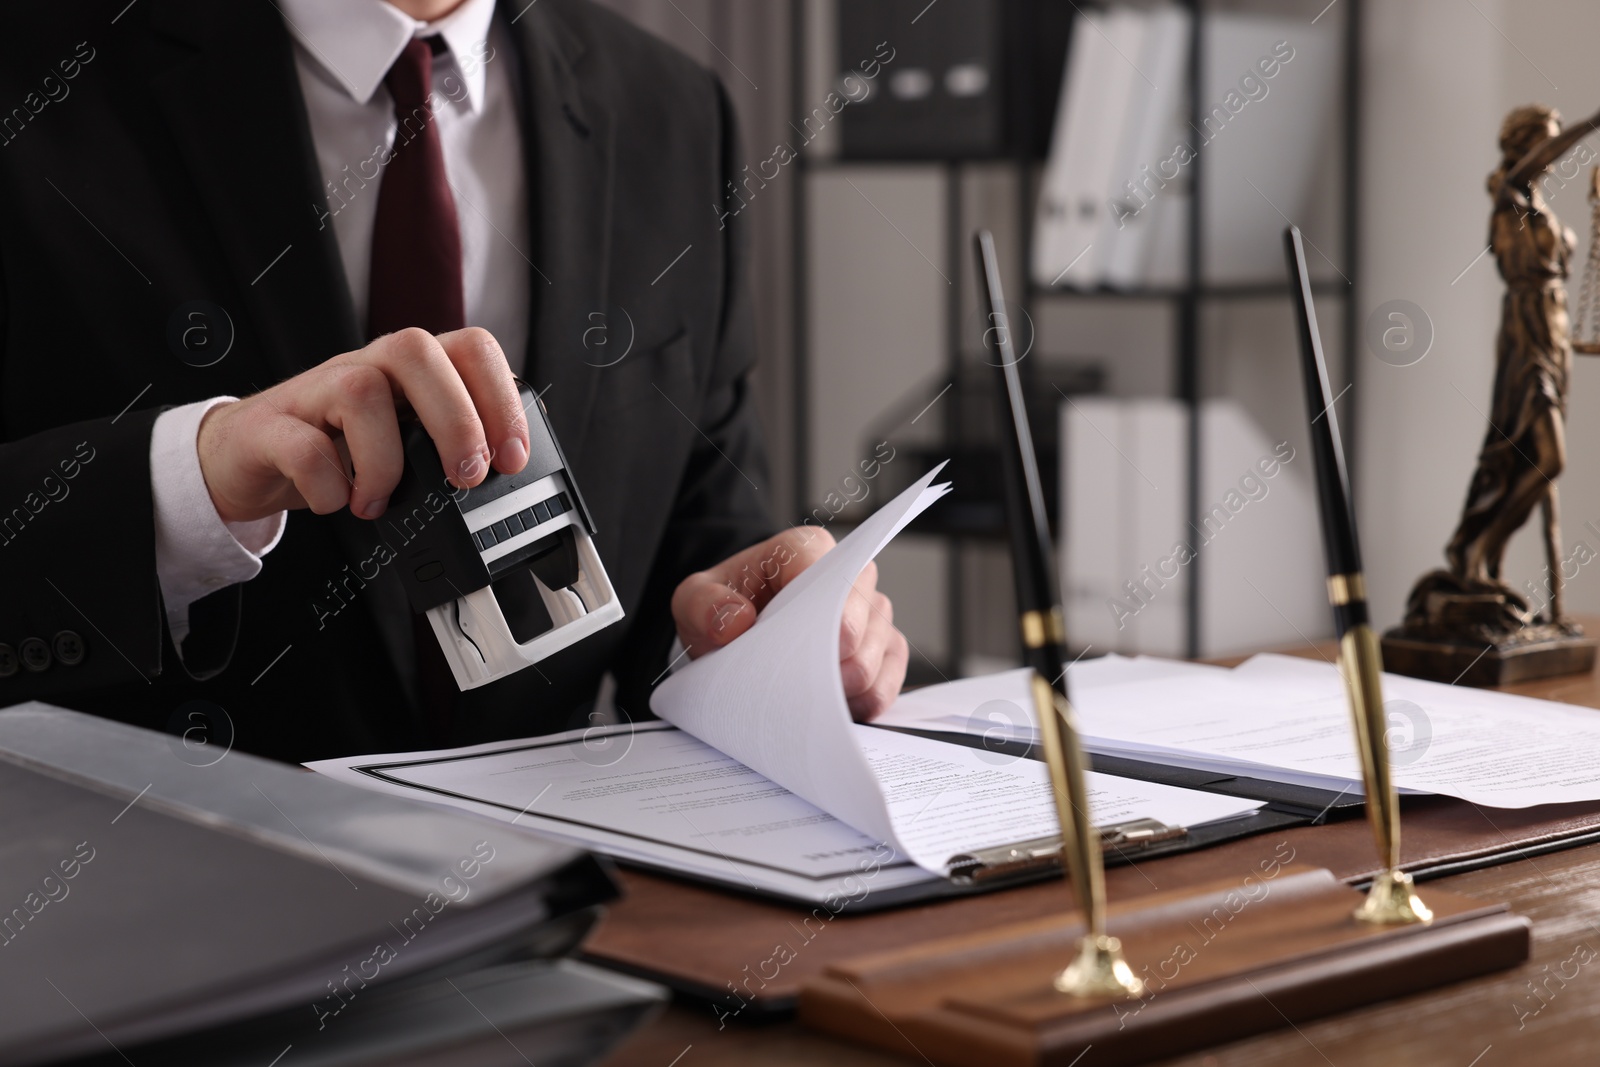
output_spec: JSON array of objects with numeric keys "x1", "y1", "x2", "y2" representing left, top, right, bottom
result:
[{"x1": 0, "y1": 704, "x2": 632, "y2": 1066}]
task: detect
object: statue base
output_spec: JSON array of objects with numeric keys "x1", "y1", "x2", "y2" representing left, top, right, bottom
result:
[
  {"x1": 1382, "y1": 570, "x2": 1596, "y2": 686},
  {"x1": 1381, "y1": 627, "x2": 1595, "y2": 686}
]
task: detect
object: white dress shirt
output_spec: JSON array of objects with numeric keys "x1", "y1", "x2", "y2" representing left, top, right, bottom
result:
[{"x1": 152, "y1": 0, "x2": 530, "y2": 645}]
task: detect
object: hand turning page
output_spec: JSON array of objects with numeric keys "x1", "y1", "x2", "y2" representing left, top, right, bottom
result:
[
  {"x1": 309, "y1": 465, "x2": 1260, "y2": 903},
  {"x1": 652, "y1": 466, "x2": 1258, "y2": 874}
]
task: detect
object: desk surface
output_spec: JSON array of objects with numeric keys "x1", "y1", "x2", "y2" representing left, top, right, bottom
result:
[{"x1": 596, "y1": 638, "x2": 1600, "y2": 1066}]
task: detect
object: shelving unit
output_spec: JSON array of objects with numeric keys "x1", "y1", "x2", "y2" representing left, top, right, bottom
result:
[{"x1": 790, "y1": 0, "x2": 1362, "y2": 671}]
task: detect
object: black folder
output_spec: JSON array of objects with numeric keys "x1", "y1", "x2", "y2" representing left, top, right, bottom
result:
[
  {"x1": 0, "y1": 703, "x2": 641, "y2": 1067},
  {"x1": 62, "y1": 959, "x2": 664, "y2": 1067}
]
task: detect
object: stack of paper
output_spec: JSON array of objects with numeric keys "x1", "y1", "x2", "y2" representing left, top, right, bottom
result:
[{"x1": 881, "y1": 653, "x2": 1600, "y2": 810}]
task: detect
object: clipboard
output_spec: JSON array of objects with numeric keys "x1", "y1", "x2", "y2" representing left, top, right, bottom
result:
[
  {"x1": 868, "y1": 723, "x2": 1361, "y2": 892},
  {"x1": 319, "y1": 719, "x2": 1308, "y2": 912}
]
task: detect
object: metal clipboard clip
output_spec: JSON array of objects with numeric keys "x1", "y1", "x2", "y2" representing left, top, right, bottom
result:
[{"x1": 946, "y1": 818, "x2": 1189, "y2": 886}]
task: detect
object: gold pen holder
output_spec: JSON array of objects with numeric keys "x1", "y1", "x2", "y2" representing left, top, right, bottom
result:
[
  {"x1": 1357, "y1": 868, "x2": 1434, "y2": 925},
  {"x1": 1055, "y1": 933, "x2": 1144, "y2": 998},
  {"x1": 1340, "y1": 621, "x2": 1433, "y2": 926},
  {"x1": 1027, "y1": 673, "x2": 1144, "y2": 1000},
  {"x1": 801, "y1": 621, "x2": 1528, "y2": 1067},
  {"x1": 804, "y1": 642, "x2": 1525, "y2": 1065}
]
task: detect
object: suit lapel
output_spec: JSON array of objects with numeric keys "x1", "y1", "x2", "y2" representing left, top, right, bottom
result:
[
  {"x1": 145, "y1": 0, "x2": 412, "y2": 706},
  {"x1": 147, "y1": 0, "x2": 361, "y2": 384},
  {"x1": 501, "y1": 0, "x2": 613, "y2": 474}
]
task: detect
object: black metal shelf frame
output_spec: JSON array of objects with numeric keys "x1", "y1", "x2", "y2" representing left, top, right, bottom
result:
[{"x1": 789, "y1": 0, "x2": 1361, "y2": 668}]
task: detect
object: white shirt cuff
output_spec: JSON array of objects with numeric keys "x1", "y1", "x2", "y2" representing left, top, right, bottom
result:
[{"x1": 152, "y1": 398, "x2": 287, "y2": 646}]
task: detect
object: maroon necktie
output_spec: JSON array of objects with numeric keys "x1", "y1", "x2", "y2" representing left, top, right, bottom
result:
[
  {"x1": 367, "y1": 36, "x2": 464, "y2": 737},
  {"x1": 368, "y1": 36, "x2": 464, "y2": 339}
]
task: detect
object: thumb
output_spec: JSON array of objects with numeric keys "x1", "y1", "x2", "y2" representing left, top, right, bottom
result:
[
  {"x1": 670, "y1": 527, "x2": 838, "y2": 658},
  {"x1": 671, "y1": 574, "x2": 760, "y2": 657}
]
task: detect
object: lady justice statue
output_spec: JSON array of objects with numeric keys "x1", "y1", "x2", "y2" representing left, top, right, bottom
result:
[{"x1": 1384, "y1": 103, "x2": 1600, "y2": 685}]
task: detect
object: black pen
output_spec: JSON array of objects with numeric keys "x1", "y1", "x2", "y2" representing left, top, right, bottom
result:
[
  {"x1": 975, "y1": 229, "x2": 1141, "y2": 997},
  {"x1": 1284, "y1": 226, "x2": 1366, "y2": 633},
  {"x1": 976, "y1": 231, "x2": 1067, "y2": 695},
  {"x1": 1283, "y1": 223, "x2": 1431, "y2": 925}
]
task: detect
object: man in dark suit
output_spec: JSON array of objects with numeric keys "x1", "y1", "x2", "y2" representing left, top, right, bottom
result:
[{"x1": 0, "y1": 0, "x2": 908, "y2": 762}]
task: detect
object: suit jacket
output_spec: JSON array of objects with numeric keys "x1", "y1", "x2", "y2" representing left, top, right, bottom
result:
[{"x1": 0, "y1": 0, "x2": 773, "y2": 762}]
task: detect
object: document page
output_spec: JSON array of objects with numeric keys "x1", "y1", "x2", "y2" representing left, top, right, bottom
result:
[
  {"x1": 350, "y1": 724, "x2": 889, "y2": 878},
  {"x1": 884, "y1": 664, "x2": 1398, "y2": 795},
  {"x1": 308, "y1": 722, "x2": 938, "y2": 904},
  {"x1": 882, "y1": 651, "x2": 1600, "y2": 809},
  {"x1": 651, "y1": 467, "x2": 1260, "y2": 872},
  {"x1": 652, "y1": 467, "x2": 956, "y2": 853},
  {"x1": 1223, "y1": 654, "x2": 1600, "y2": 808},
  {"x1": 854, "y1": 724, "x2": 1260, "y2": 865},
  {"x1": 877, "y1": 657, "x2": 1229, "y2": 745},
  {"x1": 307, "y1": 719, "x2": 1260, "y2": 902}
]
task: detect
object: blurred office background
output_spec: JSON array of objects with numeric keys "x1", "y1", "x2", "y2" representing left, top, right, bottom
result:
[{"x1": 592, "y1": 0, "x2": 1600, "y2": 678}]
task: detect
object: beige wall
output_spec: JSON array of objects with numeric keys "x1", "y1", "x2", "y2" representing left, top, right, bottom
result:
[{"x1": 1357, "y1": 0, "x2": 1600, "y2": 628}]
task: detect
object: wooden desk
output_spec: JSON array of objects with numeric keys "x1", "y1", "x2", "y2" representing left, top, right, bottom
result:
[{"x1": 597, "y1": 640, "x2": 1600, "y2": 1066}]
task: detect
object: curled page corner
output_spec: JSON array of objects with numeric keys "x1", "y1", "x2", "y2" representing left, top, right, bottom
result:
[{"x1": 651, "y1": 464, "x2": 953, "y2": 853}]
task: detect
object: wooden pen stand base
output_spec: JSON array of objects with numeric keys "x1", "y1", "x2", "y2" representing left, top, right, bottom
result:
[{"x1": 799, "y1": 866, "x2": 1528, "y2": 1067}]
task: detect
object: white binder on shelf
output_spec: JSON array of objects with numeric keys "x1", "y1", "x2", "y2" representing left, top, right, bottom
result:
[
  {"x1": 1033, "y1": 9, "x2": 1145, "y2": 289},
  {"x1": 1103, "y1": 6, "x2": 1191, "y2": 289}
]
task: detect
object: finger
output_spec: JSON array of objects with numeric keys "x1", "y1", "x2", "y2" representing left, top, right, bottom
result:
[
  {"x1": 263, "y1": 416, "x2": 351, "y2": 515},
  {"x1": 360, "y1": 328, "x2": 490, "y2": 488},
  {"x1": 839, "y1": 560, "x2": 879, "y2": 660},
  {"x1": 319, "y1": 364, "x2": 404, "y2": 519},
  {"x1": 840, "y1": 591, "x2": 893, "y2": 700},
  {"x1": 671, "y1": 572, "x2": 758, "y2": 657},
  {"x1": 671, "y1": 526, "x2": 840, "y2": 656},
  {"x1": 435, "y1": 327, "x2": 529, "y2": 474},
  {"x1": 849, "y1": 626, "x2": 909, "y2": 722},
  {"x1": 706, "y1": 527, "x2": 837, "y2": 614}
]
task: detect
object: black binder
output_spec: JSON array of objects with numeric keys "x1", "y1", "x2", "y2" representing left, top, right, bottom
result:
[
  {"x1": 62, "y1": 959, "x2": 664, "y2": 1067},
  {"x1": 837, "y1": 0, "x2": 1070, "y2": 160},
  {"x1": 0, "y1": 704, "x2": 638, "y2": 1067}
]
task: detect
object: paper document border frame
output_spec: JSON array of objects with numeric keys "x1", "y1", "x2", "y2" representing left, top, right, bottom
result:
[{"x1": 347, "y1": 723, "x2": 922, "y2": 884}]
